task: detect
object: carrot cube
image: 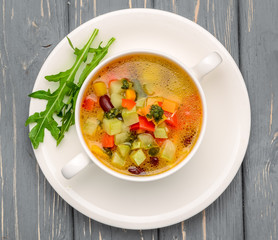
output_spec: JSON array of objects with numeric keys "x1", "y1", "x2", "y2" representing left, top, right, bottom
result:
[{"x1": 162, "y1": 99, "x2": 177, "y2": 113}]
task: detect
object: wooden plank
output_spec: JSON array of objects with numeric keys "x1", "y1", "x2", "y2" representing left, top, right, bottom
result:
[
  {"x1": 73, "y1": 211, "x2": 157, "y2": 240},
  {"x1": 239, "y1": 0, "x2": 278, "y2": 239},
  {"x1": 155, "y1": 0, "x2": 244, "y2": 239},
  {"x1": 0, "y1": 0, "x2": 73, "y2": 239},
  {"x1": 69, "y1": 0, "x2": 153, "y2": 32},
  {"x1": 68, "y1": 0, "x2": 157, "y2": 239}
]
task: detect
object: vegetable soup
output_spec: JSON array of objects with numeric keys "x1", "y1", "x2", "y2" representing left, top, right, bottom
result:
[{"x1": 80, "y1": 53, "x2": 203, "y2": 176}]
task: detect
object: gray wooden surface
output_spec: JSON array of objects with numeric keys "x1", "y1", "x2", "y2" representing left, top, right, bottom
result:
[{"x1": 0, "y1": 0, "x2": 276, "y2": 239}]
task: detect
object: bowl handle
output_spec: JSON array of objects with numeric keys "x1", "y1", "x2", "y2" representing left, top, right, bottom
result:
[
  {"x1": 191, "y1": 52, "x2": 222, "y2": 80},
  {"x1": 61, "y1": 152, "x2": 91, "y2": 179}
]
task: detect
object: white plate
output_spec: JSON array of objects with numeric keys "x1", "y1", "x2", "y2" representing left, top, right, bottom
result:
[{"x1": 29, "y1": 9, "x2": 251, "y2": 229}]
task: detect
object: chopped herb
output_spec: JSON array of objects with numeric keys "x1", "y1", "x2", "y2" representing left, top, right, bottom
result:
[
  {"x1": 103, "y1": 147, "x2": 112, "y2": 157},
  {"x1": 121, "y1": 78, "x2": 130, "y2": 89},
  {"x1": 148, "y1": 147, "x2": 160, "y2": 156},
  {"x1": 104, "y1": 108, "x2": 121, "y2": 119},
  {"x1": 126, "y1": 131, "x2": 137, "y2": 143},
  {"x1": 146, "y1": 105, "x2": 164, "y2": 123}
]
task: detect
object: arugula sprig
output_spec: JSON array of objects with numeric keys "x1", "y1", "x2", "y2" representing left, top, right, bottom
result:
[
  {"x1": 57, "y1": 37, "x2": 115, "y2": 144},
  {"x1": 26, "y1": 29, "x2": 115, "y2": 149}
]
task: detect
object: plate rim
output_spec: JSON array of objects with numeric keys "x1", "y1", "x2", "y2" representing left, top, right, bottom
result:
[{"x1": 29, "y1": 8, "x2": 251, "y2": 229}]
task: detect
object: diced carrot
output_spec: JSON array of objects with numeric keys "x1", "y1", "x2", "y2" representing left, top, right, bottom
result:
[
  {"x1": 82, "y1": 95, "x2": 96, "y2": 111},
  {"x1": 137, "y1": 105, "x2": 151, "y2": 116},
  {"x1": 137, "y1": 108, "x2": 145, "y2": 116},
  {"x1": 93, "y1": 81, "x2": 107, "y2": 96},
  {"x1": 122, "y1": 99, "x2": 136, "y2": 110},
  {"x1": 162, "y1": 99, "x2": 177, "y2": 113},
  {"x1": 144, "y1": 105, "x2": 151, "y2": 114},
  {"x1": 156, "y1": 138, "x2": 166, "y2": 146},
  {"x1": 158, "y1": 101, "x2": 163, "y2": 107},
  {"x1": 102, "y1": 133, "x2": 114, "y2": 148},
  {"x1": 130, "y1": 122, "x2": 140, "y2": 131},
  {"x1": 138, "y1": 116, "x2": 155, "y2": 132},
  {"x1": 108, "y1": 79, "x2": 118, "y2": 87},
  {"x1": 164, "y1": 111, "x2": 178, "y2": 127},
  {"x1": 125, "y1": 89, "x2": 136, "y2": 101}
]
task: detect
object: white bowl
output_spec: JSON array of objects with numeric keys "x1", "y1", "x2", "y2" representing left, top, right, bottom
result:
[{"x1": 62, "y1": 49, "x2": 222, "y2": 182}]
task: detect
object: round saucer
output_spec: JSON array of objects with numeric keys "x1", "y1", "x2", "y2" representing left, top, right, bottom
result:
[{"x1": 29, "y1": 9, "x2": 251, "y2": 229}]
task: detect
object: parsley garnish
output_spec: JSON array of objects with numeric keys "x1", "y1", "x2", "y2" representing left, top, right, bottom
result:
[
  {"x1": 126, "y1": 131, "x2": 137, "y2": 143},
  {"x1": 121, "y1": 78, "x2": 130, "y2": 89},
  {"x1": 103, "y1": 147, "x2": 113, "y2": 157},
  {"x1": 148, "y1": 147, "x2": 160, "y2": 156},
  {"x1": 104, "y1": 108, "x2": 121, "y2": 119},
  {"x1": 146, "y1": 105, "x2": 164, "y2": 123}
]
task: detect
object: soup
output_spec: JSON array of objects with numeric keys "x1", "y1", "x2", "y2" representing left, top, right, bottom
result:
[{"x1": 80, "y1": 54, "x2": 203, "y2": 176}]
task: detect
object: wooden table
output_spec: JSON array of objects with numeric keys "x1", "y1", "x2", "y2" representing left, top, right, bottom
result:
[{"x1": 1, "y1": 0, "x2": 277, "y2": 239}]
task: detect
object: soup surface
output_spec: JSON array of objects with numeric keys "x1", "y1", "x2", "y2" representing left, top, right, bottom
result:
[{"x1": 80, "y1": 53, "x2": 203, "y2": 176}]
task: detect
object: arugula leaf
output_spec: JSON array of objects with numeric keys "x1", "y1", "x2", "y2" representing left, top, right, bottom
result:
[
  {"x1": 28, "y1": 89, "x2": 54, "y2": 100},
  {"x1": 26, "y1": 29, "x2": 115, "y2": 149},
  {"x1": 44, "y1": 69, "x2": 72, "y2": 82},
  {"x1": 57, "y1": 37, "x2": 115, "y2": 145}
]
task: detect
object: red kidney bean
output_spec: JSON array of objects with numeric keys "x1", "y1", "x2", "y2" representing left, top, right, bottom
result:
[
  {"x1": 150, "y1": 157, "x2": 159, "y2": 166},
  {"x1": 99, "y1": 95, "x2": 114, "y2": 112},
  {"x1": 128, "y1": 166, "x2": 143, "y2": 175}
]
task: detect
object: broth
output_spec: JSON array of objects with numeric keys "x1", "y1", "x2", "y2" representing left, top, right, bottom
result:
[{"x1": 80, "y1": 53, "x2": 203, "y2": 176}]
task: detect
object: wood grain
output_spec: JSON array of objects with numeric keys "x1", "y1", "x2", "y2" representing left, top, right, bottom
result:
[
  {"x1": 240, "y1": 0, "x2": 278, "y2": 239},
  {"x1": 69, "y1": 0, "x2": 154, "y2": 32},
  {"x1": 0, "y1": 0, "x2": 73, "y2": 239},
  {"x1": 155, "y1": 0, "x2": 244, "y2": 239}
]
